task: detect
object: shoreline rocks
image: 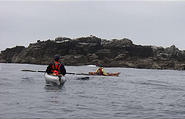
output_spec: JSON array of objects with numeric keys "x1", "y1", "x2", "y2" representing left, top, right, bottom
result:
[{"x1": 1, "y1": 36, "x2": 185, "y2": 70}]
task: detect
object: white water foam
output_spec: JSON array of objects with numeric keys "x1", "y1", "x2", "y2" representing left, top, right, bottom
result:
[{"x1": 87, "y1": 65, "x2": 96, "y2": 67}]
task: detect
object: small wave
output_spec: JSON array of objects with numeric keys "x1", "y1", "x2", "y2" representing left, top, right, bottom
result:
[
  {"x1": 147, "y1": 80, "x2": 170, "y2": 85},
  {"x1": 0, "y1": 91, "x2": 11, "y2": 95},
  {"x1": 44, "y1": 85, "x2": 65, "y2": 91},
  {"x1": 87, "y1": 65, "x2": 96, "y2": 67},
  {"x1": 0, "y1": 82, "x2": 14, "y2": 86},
  {"x1": 154, "y1": 86, "x2": 184, "y2": 91},
  {"x1": 129, "y1": 80, "x2": 168, "y2": 87},
  {"x1": 22, "y1": 77, "x2": 32, "y2": 80},
  {"x1": 132, "y1": 80, "x2": 185, "y2": 91},
  {"x1": 1, "y1": 78, "x2": 9, "y2": 81},
  {"x1": 21, "y1": 77, "x2": 35, "y2": 83},
  {"x1": 139, "y1": 82, "x2": 168, "y2": 87}
]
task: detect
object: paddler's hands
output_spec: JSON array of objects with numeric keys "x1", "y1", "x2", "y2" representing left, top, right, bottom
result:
[{"x1": 58, "y1": 74, "x2": 64, "y2": 77}]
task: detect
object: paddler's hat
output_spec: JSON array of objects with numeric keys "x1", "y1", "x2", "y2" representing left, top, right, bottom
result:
[
  {"x1": 98, "y1": 64, "x2": 103, "y2": 68},
  {"x1": 54, "y1": 55, "x2": 60, "y2": 61}
]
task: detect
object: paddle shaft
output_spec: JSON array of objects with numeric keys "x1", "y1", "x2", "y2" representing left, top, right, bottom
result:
[
  {"x1": 21, "y1": 70, "x2": 88, "y2": 75},
  {"x1": 21, "y1": 70, "x2": 119, "y2": 76}
]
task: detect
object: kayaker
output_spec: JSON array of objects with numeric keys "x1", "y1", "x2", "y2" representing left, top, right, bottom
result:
[
  {"x1": 46, "y1": 55, "x2": 66, "y2": 76},
  {"x1": 95, "y1": 65, "x2": 107, "y2": 75}
]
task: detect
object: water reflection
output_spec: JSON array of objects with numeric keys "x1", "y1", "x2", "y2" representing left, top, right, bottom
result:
[{"x1": 44, "y1": 84, "x2": 65, "y2": 91}]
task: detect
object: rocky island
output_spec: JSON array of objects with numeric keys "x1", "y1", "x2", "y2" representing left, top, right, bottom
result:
[{"x1": 1, "y1": 36, "x2": 185, "y2": 70}]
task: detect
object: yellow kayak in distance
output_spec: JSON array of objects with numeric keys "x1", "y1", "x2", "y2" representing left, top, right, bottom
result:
[{"x1": 88, "y1": 72, "x2": 120, "y2": 77}]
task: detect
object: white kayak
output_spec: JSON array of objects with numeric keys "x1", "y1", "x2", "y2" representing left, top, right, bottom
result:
[{"x1": 44, "y1": 73, "x2": 66, "y2": 86}]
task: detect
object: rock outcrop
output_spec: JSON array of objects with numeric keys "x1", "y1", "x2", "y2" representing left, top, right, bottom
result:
[
  {"x1": 1, "y1": 36, "x2": 185, "y2": 70},
  {"x1": 0, "y1": 46, "x2": 25, "y2": 63}
]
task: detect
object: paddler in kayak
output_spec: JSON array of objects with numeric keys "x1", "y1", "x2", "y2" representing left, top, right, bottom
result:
[
  {"x1": 89, "y1": 65, "x2": 120, "y2": 76},
  {"x1": 95, "y1": 65, "x2": 107, "y2": 75},
  {"x1": 46, "y1": 55, "x2": 66, "y2": 76}
]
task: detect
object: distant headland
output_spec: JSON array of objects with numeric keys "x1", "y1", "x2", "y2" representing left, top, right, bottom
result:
[{"x1": 1, "y1": 36, "x2": 185, "y2": 70}]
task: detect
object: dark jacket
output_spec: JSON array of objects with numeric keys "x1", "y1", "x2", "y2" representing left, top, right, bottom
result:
[{"x1": 46, "y1": 62, "x2": 66, "y2": 75}]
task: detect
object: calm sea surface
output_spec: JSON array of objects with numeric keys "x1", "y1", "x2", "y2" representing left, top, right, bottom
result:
[{"x1": 1, "y1": 63, "x2": 185, "y2": 118}]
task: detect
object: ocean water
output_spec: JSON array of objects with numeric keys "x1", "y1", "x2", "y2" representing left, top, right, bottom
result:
[{"x1": 1, "y1": 63, "x2": 185, "y2": 118}]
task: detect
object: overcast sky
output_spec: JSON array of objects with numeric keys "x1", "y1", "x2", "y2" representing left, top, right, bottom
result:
[{"x1": 0, "y1": 1, "x2": 185, "y2": 51}]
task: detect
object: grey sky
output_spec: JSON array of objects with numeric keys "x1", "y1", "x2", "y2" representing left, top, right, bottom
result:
[{"x1": 0, "y1": 1, "x2": 185, "y2": 51}]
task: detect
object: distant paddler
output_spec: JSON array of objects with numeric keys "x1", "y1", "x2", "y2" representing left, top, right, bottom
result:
[
  {"x1": 89, "y1": 65, "x2": 107, "y2": 76},
  {"x1": 89, "y1": 64, "x2": 120, "y2": 76},
  {"x1": 95, "y1": 65, "x2": 107, "y2": 75}
]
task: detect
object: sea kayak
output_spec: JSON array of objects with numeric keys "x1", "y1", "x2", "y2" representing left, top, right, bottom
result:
[
  {"x1": 44, "y1": 73, "x2": 66, "y2": 86},
  {"x1": 88, "y1": 72, "x2": 120, "y2": 76}
]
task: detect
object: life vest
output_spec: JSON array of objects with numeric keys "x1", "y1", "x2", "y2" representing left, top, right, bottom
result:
[
  {"x1": 97, "y1": 67, "x2": 103, "y2": 75},
  {"x1": 51, "y1": 62, "x2": 61, "y2": 75}
]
